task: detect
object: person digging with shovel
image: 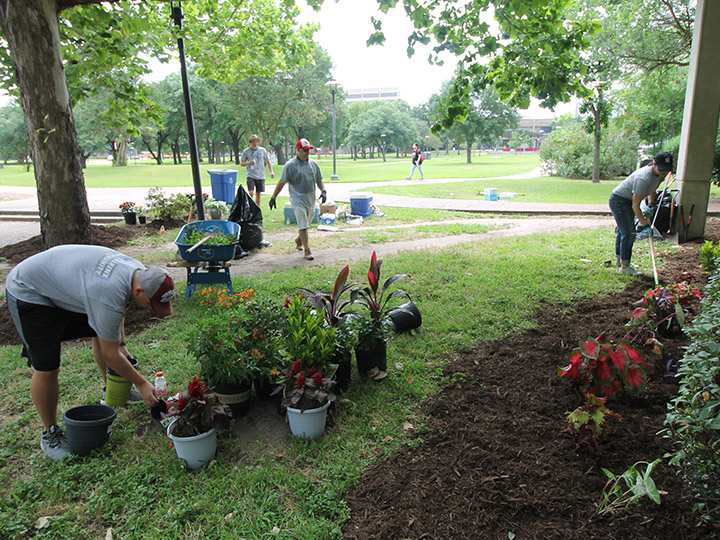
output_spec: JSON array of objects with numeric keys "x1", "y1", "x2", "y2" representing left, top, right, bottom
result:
[
  {"x1": 608, "y1": 151, "x2": 674, "y2": 275},
  {"x1": 5, "y1": 246, "x2": 174, "y2": 460}
]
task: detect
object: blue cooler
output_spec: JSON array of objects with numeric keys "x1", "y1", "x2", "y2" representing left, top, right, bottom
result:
[
  {"x1": 283, "y1": 202, "x2": 319, "y2": 224},
  {"x1": 484, "y1": 187, "x2": 498, "y2": 201},
  {"x1": 350, "y1": 192, "x2": 374, "y2": 216},
  {"x1": 207, "y1": 169, "x2": 238, "y2": 204}
]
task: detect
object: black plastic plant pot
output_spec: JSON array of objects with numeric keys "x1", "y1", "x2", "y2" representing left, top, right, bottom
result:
[
  {"x1": 332, "y1": 351, "x2": 352, "y2": 393},
  {"x1": 354, "y1": 339, "x2": 387, "y2": 375},
  {"x1": 389, "y1": 301, "x2": 422, "y2": 333},
  {"x1": 63, "y1": 404, "x2": 117, "y2": 456},
  {"x1": 150, "y1": 399, "x2": 168, "y2": 420},
  {"x1": 254, "y1": 377, "x2": 275, "y2": 401},
  {"x1": 214, "y1": 382, "x2": 252, "y2": 417}
]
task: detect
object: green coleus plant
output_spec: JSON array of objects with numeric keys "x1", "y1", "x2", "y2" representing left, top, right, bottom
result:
[
  {"x1": 565, "y1": 393, "x2": 622, "y2": 452},
  {"x1": 558, "y1": 335, "x2": 650, "y2": 398}
]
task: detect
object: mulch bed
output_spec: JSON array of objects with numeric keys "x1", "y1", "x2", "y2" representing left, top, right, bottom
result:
[{"x1": 342, "y1": 222, "x2": 719, "y2": 539}]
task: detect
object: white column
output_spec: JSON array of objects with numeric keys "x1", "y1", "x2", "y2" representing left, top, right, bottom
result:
[{"x1": 676, "y1": 0, "x2": 720, "y2": 241}]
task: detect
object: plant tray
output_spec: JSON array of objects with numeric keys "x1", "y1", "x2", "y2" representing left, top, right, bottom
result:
[{"x1": 175, "y1": 220, "x2": 239, "y2": 262}]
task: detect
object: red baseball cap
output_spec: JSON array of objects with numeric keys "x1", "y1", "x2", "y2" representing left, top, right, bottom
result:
[
  {"x1": 138, "y1": 266, "x2": 175, "y2": 317},
  {"x1": 296, "y1": 138, "x2": 314, "y2": 150}
]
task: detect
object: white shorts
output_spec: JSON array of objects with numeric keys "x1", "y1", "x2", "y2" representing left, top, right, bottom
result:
[{"x1": 293, "y1": 206, "x2": 314, "y2": 230}]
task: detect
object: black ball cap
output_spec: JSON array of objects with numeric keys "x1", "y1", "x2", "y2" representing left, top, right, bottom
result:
[{"x1": 654, "y1": 151, "x2": 673, "y2": 171}]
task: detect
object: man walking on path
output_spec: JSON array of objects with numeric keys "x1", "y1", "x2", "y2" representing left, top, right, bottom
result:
[
  {"x1": 608, "y1": 151, "x2": 673, "y2": 275},
  {"x1": 240, "y1": 134, "x2": 274, "y2": 205},
  {"x1": 268, "y1": 138, "x2": 326, "y2": 261},
  {"x1": 5, "y1": 246, "x2": 174, "y2": 460}
]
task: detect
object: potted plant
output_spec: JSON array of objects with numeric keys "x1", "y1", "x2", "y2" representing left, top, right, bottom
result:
[
  {"x1": 205, "y1": 198, "x2": 228, "y2": 220},
  {"x1": 283, "y1": 295, "x2": 336, "y2": 375},
  {"x1": 165, "y1": 376, "x2": 232, "y2": 470},
  {"x1": 187, "y1": 290, "x2": 285, "y2": 416},
  {"x1": 272, "y1": 360, "x2": 337, "y2": 439},
  {"x1": 136, "y1": 205, "x2": 147, "y2": 224},
  {"x1": 350, "y1": 251, "x2": 412, "y2": 379},
  {"x1": 297, "y1": 264, "x2": 358, "y2": 392},
  {"x1": 119, "y1": 201, "x2": 137, "y2": 225}
]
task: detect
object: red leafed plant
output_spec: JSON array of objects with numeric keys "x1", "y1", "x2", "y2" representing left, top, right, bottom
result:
[
  {"x1": 558, "y1": 335, "x2": 650, "y2": 398},
  {"x1": 165, "y1": 376, "x2": 232, "y2": 437}
]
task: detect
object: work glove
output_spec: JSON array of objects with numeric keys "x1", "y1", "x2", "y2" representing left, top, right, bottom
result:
[
  {"x1": 320, "y1": 190, "x2": 327, "y2": 204},
  {"x1": 268, "y1": 198, "x2": 277, "y2": 210}
]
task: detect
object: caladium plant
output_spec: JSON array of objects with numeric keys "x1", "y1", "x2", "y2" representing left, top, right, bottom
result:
[{"x1": 558, "y1": 335, "x2": 650, "y2": 398}]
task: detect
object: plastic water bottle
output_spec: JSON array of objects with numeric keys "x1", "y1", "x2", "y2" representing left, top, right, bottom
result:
[
  {"x1": 154, "y1": 372, "x2": 167, "y2": 398},
  {"x1": 285, "y1": 216, "x2": 291, "y2": 225}
]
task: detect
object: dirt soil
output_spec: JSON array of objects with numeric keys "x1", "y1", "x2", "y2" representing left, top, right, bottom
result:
[
  {"x1": 1, "y1": 219, "x2": 718, "y2": 539},
  {"x1": 342, "y1": 221, "x2": 719, "y2": 540}
]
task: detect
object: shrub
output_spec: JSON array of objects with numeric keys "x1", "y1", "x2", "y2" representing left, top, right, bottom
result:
[
  {"x1": 664, "y1": 270, "x2": 720, "y2": 531},
  {"x1": 145, "y1": 186, "x2": 190, "y2": 222},
  {"x1": 539, "y1": 119, "x2": 638, "y2": 179},
  {"x1": 701, "y1": 240, "x2": 720, "y2": 275}
]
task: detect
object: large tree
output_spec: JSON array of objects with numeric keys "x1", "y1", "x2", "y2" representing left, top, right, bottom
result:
[{"x1": 445, "y1": 85, "x2": 519, "y2": 164}]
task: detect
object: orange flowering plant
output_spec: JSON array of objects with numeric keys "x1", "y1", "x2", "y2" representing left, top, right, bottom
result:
[
  {"x1": 558, "y1": 335, "x2": 650, "y2": 398},
  {"x1": 119, "y1": 201, "x2": 136, "y2": 214},
  {"x1": 187, "y1": 294, "x2": 286, "y2": 386}
]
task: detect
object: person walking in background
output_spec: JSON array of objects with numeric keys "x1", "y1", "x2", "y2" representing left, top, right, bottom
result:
[
  {"x1": 240, "y1": 134, "x2": 274, "y2": 205},
  {"x1": 407, "y1": 143, "x2": 424, "y2": 180},
  {"x1": 608, "y1": 151, "x2": 674, "y2": 275},
  {"x1": 268, "y1": 138, "x2": 326, "y2": 261},
  {"x1": 5, "y1": 246, "x2": 174, "y2": 460}
]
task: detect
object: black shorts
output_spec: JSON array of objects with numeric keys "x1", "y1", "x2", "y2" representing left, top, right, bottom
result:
[
  {"x1": 7, "y1": 294, "x2": 97, "y2": 371},
  {"x1": 246, "y1": 177, "x2": 265, "y2": 193}
]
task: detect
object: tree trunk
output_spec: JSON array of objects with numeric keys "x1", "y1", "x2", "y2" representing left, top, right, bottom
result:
[
  {"x1": 592, "y1": 106, "x2": 601, "y2": 183},
  {"x1": 466, "y1": 142, "x2": 472, "y2": 164},
  {"x1": 273, "y1": 142, "x2": 286, "y2": 165},
  {"x1": 0, "y1": 0, "x2": 92, "y2": 247}
]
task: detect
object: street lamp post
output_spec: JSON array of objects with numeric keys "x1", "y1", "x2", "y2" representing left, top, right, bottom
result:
[
  {"x1": 326, "y1": 80, "x2": 340, "y2": 181},
  {"x1": 380, "y1": 133, "x2": 386, "y2": 163}
]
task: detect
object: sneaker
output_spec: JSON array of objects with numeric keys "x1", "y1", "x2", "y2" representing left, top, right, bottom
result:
[
  {"x1": 618, "y1": 265, "x2": 641, "y2": 275},
  {"x1": 41, "y1": 425, "x2": 69, "y2": 461}
]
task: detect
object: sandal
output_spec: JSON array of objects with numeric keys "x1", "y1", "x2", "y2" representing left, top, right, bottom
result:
[
  {"x1": 295, "y1": 238, "x2": 303, "y2": 251},
  {"x1": 304, "y1": 252, "x2": 314, "y2": 261}
]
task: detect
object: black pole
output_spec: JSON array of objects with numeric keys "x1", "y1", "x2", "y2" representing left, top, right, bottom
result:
[
  {"x1": 171, "y1": 2, "x2": 205, "y2": 220},
  {"x1": 331, "y1": 88, "x2": 339, "y2": 181}
]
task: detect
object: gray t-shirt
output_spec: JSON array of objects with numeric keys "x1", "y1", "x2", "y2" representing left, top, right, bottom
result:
[
  {"x1": 241, "y1": 146, "x2": 270, "y2": 180},
  {"x1": 280, "y1": 157, "x2": 323, "y2": 209},
  {"x1": 611, "y1": 165, "x2": 664, "y2": 201},
  {"x1": 6, "y1": 245, "x2": 144, "y2": 342}
]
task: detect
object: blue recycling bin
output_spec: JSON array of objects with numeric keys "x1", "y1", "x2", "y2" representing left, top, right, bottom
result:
[{"x1": 207, "y1": 169, "x2": 238, "y2": 204}]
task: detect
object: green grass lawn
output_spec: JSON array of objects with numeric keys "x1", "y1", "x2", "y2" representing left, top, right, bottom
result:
[
  {"x1": 370, "y1": 176, "x2": 620, "y2": 204},
  {"x1": 0, "y1": 226, "x2": 677, "y2": 539},
  {"x1": 0, "y1": 153, "x2": 541, "y2": 187}
]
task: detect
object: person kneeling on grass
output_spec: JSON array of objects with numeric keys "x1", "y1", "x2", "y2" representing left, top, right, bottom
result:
[
  {"x1": 608, "y1": 151, "x2": 673, "y2": 275},
  {"x1": 5, "y1": 246, "x2": 174, "y2": 460}
]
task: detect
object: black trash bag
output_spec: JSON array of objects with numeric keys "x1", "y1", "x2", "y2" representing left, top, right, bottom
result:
[{"x1": 227, "y1": 186, "x2": 264, "y2": 255}]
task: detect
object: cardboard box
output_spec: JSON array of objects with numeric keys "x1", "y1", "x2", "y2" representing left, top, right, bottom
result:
[{"x1": 320, "y1": 201, "x2": 337, "y2": 214}]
